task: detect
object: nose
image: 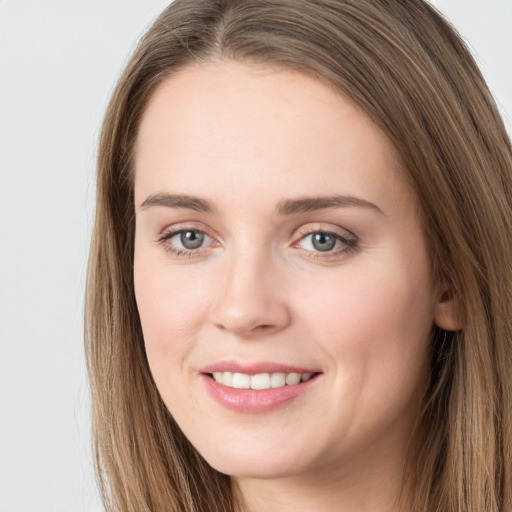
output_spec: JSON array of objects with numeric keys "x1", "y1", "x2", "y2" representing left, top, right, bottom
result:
[{"x1": 210, "y1": 248, "x2": 291, "y2": 339}]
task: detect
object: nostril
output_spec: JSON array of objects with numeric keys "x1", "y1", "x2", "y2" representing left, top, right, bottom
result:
[{"x1": 256, "y1": 324, "x2": 273, "y2": 331}]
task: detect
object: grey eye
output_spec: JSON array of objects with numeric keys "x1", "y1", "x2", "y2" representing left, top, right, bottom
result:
[
  {"x1": 299, "y1": 232, "x2": 344, "y2": 252},
  {"x1": 161, "y1": 228, "x2": 214, "y2": 256},
  {"x1": 179, "y1": 230, "x2": 206, "y2": 249},
  {"x1": 311, "y1": 233, "x2": 337, "y2": 251}
]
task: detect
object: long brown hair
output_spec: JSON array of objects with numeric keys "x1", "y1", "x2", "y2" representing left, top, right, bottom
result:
[{"x1": 85, "y1": 1, "x2": 512, "y2": 510}]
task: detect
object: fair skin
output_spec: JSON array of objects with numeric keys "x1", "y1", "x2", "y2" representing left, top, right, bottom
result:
[{"x1": 133, "y1": 60, "x2": 457, "y2": 512}]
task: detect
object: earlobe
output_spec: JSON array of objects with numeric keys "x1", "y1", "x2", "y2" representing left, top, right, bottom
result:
[{"x1": 433, "y1": 287, "x2": 465, "y2": 331}]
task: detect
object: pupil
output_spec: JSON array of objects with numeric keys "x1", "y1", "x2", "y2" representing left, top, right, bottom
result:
[
  {"x1": 312, "y1": 233, "x2": 336, "y2": 252},
  {"x1": 181, "y1": 231, "x2": 204, "y2": 249}
]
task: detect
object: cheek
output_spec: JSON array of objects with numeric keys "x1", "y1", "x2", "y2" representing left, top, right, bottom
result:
[
  {"x1": 297, "y1": 254, "x2": 435, "y2": 411},
  {"x1": 133, "y1": 253, "x2": 210, "y2": 373}
]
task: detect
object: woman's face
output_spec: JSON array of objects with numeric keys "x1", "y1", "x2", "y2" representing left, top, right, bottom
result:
[{"x1": 133, "y1": 61, "x2": 438, "y2": 482}]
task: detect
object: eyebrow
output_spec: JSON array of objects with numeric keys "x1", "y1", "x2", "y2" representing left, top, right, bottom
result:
[
  {"x1": 276, "y1": 195, "x2": 384, "y2": 216},
  {"x1": 139, "y1": 193, "x2": 216, "y2": 213},
  {"x1": 139, "y1": 192, "x2": 384, "y2": 216}
]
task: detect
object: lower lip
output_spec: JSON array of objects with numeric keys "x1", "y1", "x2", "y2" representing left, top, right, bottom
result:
[{"x1": 200, "y1": 374, "x2": 320, "y2": 413}]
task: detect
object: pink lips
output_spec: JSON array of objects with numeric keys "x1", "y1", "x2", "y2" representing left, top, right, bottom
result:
[{"x1": 198, "y1": 361, "x2": 321, "y2": 413}]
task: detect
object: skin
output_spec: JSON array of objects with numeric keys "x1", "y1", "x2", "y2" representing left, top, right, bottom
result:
[{"x1": 133, "y1": 60, "x2": 456, "y2": 512}]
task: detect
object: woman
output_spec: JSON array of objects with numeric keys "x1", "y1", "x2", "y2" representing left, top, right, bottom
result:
[{"x1": 85, "y1": 1, "x2": 512, "y2": 511}]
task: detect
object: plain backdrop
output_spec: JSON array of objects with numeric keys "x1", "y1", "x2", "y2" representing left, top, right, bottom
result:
[{"x1": 0, "y1": 1, "x2": 510, "y2": 511}]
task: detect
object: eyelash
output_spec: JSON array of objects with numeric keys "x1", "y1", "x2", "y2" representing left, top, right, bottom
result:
[
  {"x1": 157, "y1": 229, "x2": 213, "y2": 258},
  {"x1": 157, "y1": 227, "x2": 358, "y2": 260},
  {"x1": 294, "y1": 227, "x2": 358, "y2": 260}
]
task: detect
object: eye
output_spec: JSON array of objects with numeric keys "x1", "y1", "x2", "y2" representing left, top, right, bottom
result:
[
  {"x1": 296, "y1": 229, "x2": 357, "y2": 256},
  {"x1": 301, "y1": 232, "x2": 339, "y2": 252},
  {"x1": 159, "y1": 228, "x2": 213, "y2": 255},
  {"x1": 174, "y1": 230, "x2": 208, "y2": 249}
]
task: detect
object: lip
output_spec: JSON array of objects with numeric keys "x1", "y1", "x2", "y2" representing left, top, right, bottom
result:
[
  {"x1": 198, "y1": 361, "x2": 321, "y2": 413},
  {"x1": 199, "y1": 360, "x2": 318, "y2": 375}
]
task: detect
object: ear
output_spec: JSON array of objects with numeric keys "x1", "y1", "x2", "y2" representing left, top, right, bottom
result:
[{"x1": 433, "y1": 285, "x2": 464, "y2": 331}]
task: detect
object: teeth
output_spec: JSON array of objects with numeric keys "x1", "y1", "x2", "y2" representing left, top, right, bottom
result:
[
  {"x1": 285, "y1": 373, "x2": 301, "y2": 385},
  {"x1": 232, "y1": 372, "x2": 251, "y2": 389},
  {"x1": 251, "y1": 373, "x2": 270, "y2": 390},
  {"x1": 270, "y1": 372, "x2": 286, "y2": 388},
  {"x1": 211, "y1": 371, "x2": 314, "y2": 390},
  {"x1": 223, "y1": 372, "x2": 233, "y2": 387}
]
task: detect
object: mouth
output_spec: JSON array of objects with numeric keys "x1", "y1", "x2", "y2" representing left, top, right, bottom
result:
[
  {"x1": 199, "y1": 363, "x2": 322, "y2": 413},
  {"x1": 208, "y1": 371, "x2": 316, "y2": 390}
]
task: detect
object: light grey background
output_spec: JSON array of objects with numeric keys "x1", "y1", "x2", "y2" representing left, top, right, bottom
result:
[{"x1": 0, "y1": 1, "x2": 510, "y2": 511}]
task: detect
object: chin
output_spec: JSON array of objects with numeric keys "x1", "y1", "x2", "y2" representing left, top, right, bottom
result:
[
  {"x1": 205, "y1": 454, "x2": 305, "y2": 480},
  {"x1": 190, "y1": 432, "x2": 318, "y2": 479}
]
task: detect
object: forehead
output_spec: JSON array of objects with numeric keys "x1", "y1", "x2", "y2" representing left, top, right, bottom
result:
[{"x1": 134, "y1": 60, "x2": 411, "y2": 214}]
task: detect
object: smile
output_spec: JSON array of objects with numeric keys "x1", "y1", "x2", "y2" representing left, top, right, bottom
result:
[
  {"x1": 211, "y1": 371, "x2": 313, "y2": 390},
  {"x1": 200, "y1": 364, "x2": 321, "y2": 413}
]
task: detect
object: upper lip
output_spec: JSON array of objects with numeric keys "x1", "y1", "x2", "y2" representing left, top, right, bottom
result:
[{"x1": 198, "y1": 361, "x2": 319, "y2": 375}]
